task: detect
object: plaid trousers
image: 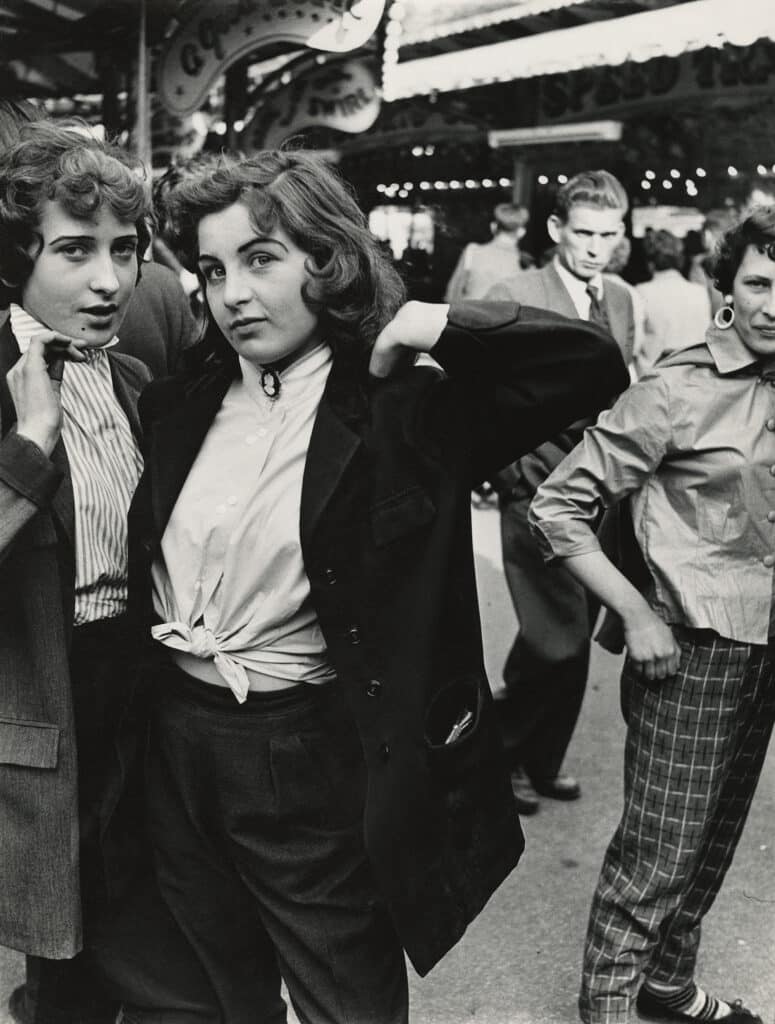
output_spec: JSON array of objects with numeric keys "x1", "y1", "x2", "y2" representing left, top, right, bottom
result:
[{"x1": 579, "y1": 629, "x2": 775, "y2": 1024}]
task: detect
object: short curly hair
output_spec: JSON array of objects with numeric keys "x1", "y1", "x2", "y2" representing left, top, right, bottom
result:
[
  {"x1": 711, "y1": 206, "x2": 775, "y2": 295},
  {"x1": 162, "y1": 149, "x2": 406, "y2": 359},
  {"x1": 0, "y1": 121, "x2": 152, "y2": 308}
]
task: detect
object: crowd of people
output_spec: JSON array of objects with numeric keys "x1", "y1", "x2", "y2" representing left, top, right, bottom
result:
[{"x1": 0, "y1": 97, "x2": 772, "y2": 1024}]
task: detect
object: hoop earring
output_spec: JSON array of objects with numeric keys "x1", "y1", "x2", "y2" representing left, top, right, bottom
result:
[{"x1": 714, "y1": 304, "x2": 735, "y2": 329}]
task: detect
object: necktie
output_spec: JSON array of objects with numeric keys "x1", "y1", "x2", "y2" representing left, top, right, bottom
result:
[{"x1": 586, "y1": 283, "x2": 611, "y2": 334}]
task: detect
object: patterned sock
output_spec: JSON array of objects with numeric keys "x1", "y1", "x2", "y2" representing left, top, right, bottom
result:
[{"x1": 643, "y1": 980, "x2": 733, "y2": 1020}]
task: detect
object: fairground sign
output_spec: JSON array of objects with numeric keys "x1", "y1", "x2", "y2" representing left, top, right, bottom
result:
[
  {"x1": 245, "y1": 57, "x2": 379, "y2": 149},
  {"x1": 539, "y1": 39, "x2": 775, "y2": 122},
  {"x1": 159, "y1": 0, "x2": 386, "y2": 117}
]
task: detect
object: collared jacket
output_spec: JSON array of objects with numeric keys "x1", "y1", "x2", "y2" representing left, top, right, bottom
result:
[
  {"x1": 530, "y1": 323, "x2": 775, "y2": 646},
  {"x1": 127, "y1": 302, "x2": 628, "y2": 974},
  {"x1": 0, "y1": 321, "x2": 151, "y2": 958}
]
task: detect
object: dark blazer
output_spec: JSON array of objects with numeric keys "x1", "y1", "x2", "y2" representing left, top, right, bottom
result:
[
  {"x1": 127, "y1": 302, "x2": 628, "y2": 975},
  {"x1": 0, "y1": 321, "x2": 151, "y2": 958},
  {"x1": 487, "y1": 261, "x2": 634, "y2": 495}
]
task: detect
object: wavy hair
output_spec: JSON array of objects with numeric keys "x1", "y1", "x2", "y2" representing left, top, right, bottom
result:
[
  {"x1": 553, "y1": 169, "x2": 628, "y2": 223},
  {"x1": 712, "y1": 206, "x2": 775, "y2": 295},
  {"x1": 0, "y1": 121, "x2": 152, "y2": 307},
  {"x1": 162, "y1": 149, "x2": 406, "y2": 364}
]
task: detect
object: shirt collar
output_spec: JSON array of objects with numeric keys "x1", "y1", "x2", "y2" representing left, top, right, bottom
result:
[
  {"x1": 704, "y1": 323, "x2": 766, "y2": 376},
  {"x1": 553, "y1": 257, "x2": 603, "y2": 305},
  {"x1": 239, "y1": 341, "x2": 332, "y2": 408},
  {"x1": 9, "y1": 303, "x2": 118, "y2": 360}
]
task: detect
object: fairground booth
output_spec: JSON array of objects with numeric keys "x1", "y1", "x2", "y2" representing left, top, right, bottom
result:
[{"x1": 3, "y1": 0, "x2": 775, "y2": 298}]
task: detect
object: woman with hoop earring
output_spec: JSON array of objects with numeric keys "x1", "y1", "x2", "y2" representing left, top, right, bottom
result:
[{"x1": 528, "y1": 205, "x2": 775, "y2": 1024}]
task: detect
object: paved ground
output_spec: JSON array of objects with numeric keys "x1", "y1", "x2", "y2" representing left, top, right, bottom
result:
[{"x1": 1, "y1": 504, "x2": 773, "y2": 1023}]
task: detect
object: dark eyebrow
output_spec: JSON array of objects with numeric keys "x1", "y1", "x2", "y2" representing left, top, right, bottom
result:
[
  {"x1": 49, "y1": 234, "x2": 95, "y2": 245},
  {"x1": 49, "y1": 232, "x2": 138, "y2": 245},
  {"x1": 198, "y1": 236, "x2": 289, "y2": 263}
]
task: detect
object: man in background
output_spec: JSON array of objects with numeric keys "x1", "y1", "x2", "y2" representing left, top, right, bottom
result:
[
  {"x1": 485, "y1": 170, "x2": 634, "y2": 814},
  {"x1": 445, "y1": 202, "x2": 529, "y2": 301}
]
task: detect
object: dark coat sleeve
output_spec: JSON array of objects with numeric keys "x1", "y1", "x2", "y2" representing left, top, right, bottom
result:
[{"x1": 423, "y1": 300, "x2": 628, "y2": 483}]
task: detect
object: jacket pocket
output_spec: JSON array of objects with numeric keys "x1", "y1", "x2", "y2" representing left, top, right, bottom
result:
[
  {"x1": 0, "y1": 717, "x2": 60, "y2": 768},
  {"x1": 371, "y1": 486, "x2": 435, "y2": 547},
  {"x1": 424, "y1": 676, "x2": 483, "y2": 757}
]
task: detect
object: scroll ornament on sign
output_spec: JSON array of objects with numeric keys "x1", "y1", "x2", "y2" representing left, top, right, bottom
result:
[
  {"x1": 245, "y1": 57, "x2": 380, "y2": 149},
  {"x1": 159, "y1": 0, "x2": 386, "y2": 117}
]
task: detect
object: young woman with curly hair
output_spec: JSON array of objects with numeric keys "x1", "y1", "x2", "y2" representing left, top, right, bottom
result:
[{"x1": 125, "y1": 149, "x2": 626, "y2": 1024}]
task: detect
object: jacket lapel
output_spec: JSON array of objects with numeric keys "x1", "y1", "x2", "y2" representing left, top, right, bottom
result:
[
  {"x1": 147, "y1": 368, "x2": 233, "y2": 539},
  {"x1": 543, "y1": 263, "x2": 579, "y2": 319},
  {"x1": 108, "y1": 351, "x2": 148, "y2": 442},
  {"x1": 0, "y1": 322, "x2": 18, "y2": 433},
  {"x1": 300, "y1": 355, "x2": 364, "y2": 550},
  {"x1": 0, "y1": 322, "x2": 75, "y2": 549},
  {"x1": 144, "y1": 351, "x2": 364, "y2": 548}
]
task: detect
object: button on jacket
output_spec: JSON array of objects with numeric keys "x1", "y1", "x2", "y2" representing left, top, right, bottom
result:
[
  {"x1": 128, "y1": 301, "x2": 627, "y2": 975},
  {"x1": 530, "y1": 324, "x2": 775, "y2": 645}
]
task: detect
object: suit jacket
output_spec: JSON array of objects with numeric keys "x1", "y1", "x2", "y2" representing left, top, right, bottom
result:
[
  {"x1": 0, "y1": 321, "x2": 151, "y2": 958},
  {"x1": 127, "y1": 302, "x2": 628, "y2": 975},
  {"x1": 486, "y1": 261, "x2": 634, "y2": 495}
]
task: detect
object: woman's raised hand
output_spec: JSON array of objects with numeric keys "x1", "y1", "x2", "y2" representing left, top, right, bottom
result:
[
  {"x1": 622, "y1": 605, "x2": 681, "y2": 682},
  {"x1": 369, "y1": 301, "x2": 450, "y2": 378},
  {"x1": 7, "y1": 330, "x2": 88, "y2": 456}
]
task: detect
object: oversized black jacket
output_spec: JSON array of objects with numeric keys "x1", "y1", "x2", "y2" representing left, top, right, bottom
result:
[{"x1": 127, "y1": 302, "x2": 628, "y2": 974}]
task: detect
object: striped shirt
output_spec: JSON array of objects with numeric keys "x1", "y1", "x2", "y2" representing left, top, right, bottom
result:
[{"x1": 10, "y1": 305, "x2": 143, "y2": 625}]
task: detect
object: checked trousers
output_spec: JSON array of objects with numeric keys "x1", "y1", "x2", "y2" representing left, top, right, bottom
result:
[{"x1": 579, "y1": 629, "x2": 775, "y2": 1024}]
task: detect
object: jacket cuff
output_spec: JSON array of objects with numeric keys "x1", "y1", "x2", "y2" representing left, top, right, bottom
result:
[{"x1": 0, "y1": 431, "x2": 63, "y2": 507}]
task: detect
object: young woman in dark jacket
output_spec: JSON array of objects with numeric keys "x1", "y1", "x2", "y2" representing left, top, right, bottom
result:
[{"x1": 125, "y1": 150, "x2": 627, "y2": 1024}]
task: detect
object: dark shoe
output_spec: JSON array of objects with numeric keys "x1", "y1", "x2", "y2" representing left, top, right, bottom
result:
[
  {"x1": 530, "y1": 772, "x2": 581, "y2": 801},
  {"x1": 510, "y1": 766, "x2": 540, "y2": 815},
  {"x1": 636, "y1": 987, "x2": 763, "y2": 1023}
]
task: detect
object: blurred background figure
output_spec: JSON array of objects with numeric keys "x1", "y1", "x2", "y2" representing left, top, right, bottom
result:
[
  {"x1": 634, "y1": 229, "x2": 711, "y2": 377},
  {"x1": 688, "y1": 208, "x2": 738, "y2": 316},
  {"x1": 444, "y1": 202, "x2": 529, "y2": 300}
]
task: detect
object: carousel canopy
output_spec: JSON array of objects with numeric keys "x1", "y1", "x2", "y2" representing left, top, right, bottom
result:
[{"x1": 384, "y1": 0, "x2": 775, "y2": 100}]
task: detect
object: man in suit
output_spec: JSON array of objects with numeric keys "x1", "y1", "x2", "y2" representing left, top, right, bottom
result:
[
  {"x1": 0, "y1": 124, "x2": 217, "y2": 1024},
  {"x1": 486, "y1": 170, "x2": 634, "y2": 814}
]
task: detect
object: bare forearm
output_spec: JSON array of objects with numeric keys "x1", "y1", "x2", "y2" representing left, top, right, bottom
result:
[
  {"x1": 559, "y1": 549, "x2": 651, "y2": 624},
  {"x1": 560, "y1": 549, "x2": 680, "y2": 680}
]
